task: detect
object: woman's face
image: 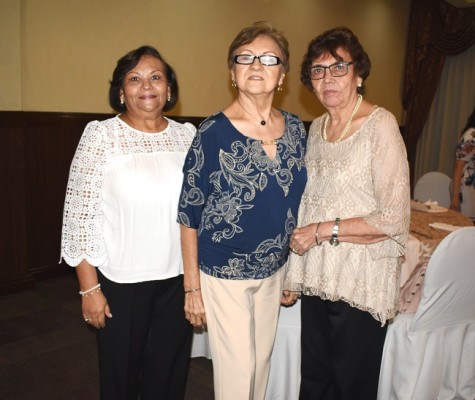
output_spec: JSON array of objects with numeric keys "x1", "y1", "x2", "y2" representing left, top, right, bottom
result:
[
  {"x1": 231, "y1": 35, "x2": 285, "y2": 96},
  {"x1": 309, "y1": 47, "x2": 360, "y2": 111},
  {"x1": 120, "y1": 55, "x2": 170, "y2": 116}
]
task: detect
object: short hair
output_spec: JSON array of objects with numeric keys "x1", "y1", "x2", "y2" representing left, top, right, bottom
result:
[
  {"x1": 300, "y1": 27, "x2": 371, "y2": 94},
  {"x1": 109, "y1": 45, "x2": 178, "y2": 113},
  {"x1": 227, "y1": 21, "x2": 290, "y2": 72}
]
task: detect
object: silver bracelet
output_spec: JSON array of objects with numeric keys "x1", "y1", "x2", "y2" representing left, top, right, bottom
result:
[
  {"x1": 315, "y1": 222, "x2": 322, "y2": 246},
  {"x1": 329, "y1": 218, "x2": 341, "y2": 246}
]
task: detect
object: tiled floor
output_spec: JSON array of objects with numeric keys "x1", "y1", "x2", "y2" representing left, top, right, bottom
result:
[{"x1": 0, "y1": 272, "x2": 213, "y2": 399}]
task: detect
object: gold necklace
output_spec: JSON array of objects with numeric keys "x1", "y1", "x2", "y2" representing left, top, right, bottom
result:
[
  {"x1": 261, "y1": 139, "x2": 278, "y2": 145},
  {"x1": 322, "y1": 94, "x2": 363, "y2": 142},
  {"x1": 238, "y1": 100, "x2": 270, "y2": 126}
]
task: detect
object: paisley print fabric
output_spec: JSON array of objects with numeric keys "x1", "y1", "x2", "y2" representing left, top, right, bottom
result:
[{"x1": 178, "y1": 111, "x2": 307, "y2": 280}]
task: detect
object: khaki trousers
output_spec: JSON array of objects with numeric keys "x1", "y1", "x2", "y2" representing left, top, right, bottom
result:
[{"x1": 200, "y1": 268, "x2": 285, "y2": 400}]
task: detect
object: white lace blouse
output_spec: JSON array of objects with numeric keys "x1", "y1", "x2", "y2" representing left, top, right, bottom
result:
[
  {"x1": 284, "y1": 107, "x2": 410, "y2": 324},
  {"x1": 60, "y1": 116, "x2": 196, "y2": 283}
]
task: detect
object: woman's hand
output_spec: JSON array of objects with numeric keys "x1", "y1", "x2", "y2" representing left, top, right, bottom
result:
[
  {"x1": 82, "y1": 291, "x2": 112, "y2": 329},
  {"x1": 184, "y1": 291, "x2": 207, "y2": 327},
  {"x1": 281, "y1": 290, "x2": 299, "y2": 306},
  {"x1": 290, "y1": 223, "x2": 319, "y2": 255}
]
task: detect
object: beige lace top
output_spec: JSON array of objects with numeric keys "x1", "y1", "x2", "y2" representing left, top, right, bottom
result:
[{"x1": 284, "y1": 107, "x2": 410, "y2": 324}]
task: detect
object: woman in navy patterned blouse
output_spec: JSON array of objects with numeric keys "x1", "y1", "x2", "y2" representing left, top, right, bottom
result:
[{"x1": 178, "y1": 22, "x2": 307, "y2": 400}]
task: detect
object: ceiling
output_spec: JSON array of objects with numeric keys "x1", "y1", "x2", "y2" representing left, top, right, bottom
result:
[{"x1": 444, "y1": 0, "x2": 475, "y2": 7}]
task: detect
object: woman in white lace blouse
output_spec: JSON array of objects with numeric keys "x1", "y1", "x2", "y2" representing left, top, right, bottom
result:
[
  {"x1": 284, "y1": 27, "x2": 410, "y2": 400},
  {"x1": 60, "y1": 46, "x2": 196, "y2": 400}
]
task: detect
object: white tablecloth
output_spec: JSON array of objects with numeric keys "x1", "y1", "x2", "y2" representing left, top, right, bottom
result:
[{"x1": 190, "y1": 301, "x2": 301, "y2": 400}]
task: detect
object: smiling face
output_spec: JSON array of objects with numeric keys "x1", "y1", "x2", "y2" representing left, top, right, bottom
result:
[
  {"x1": 231, "y1": 35, "x2": 285, "y2": 96},
  {"x1": 310, "y1": 47, "x2": 361, "y2": 111},
  {"x1": 120, "y1": 55, "x2": 170, "y2": 116}
]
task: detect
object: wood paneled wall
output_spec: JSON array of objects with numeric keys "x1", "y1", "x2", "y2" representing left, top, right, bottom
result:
[
  {"x1": 0, "y1": 112, "x2": 313, "y2": 295},
  {"x1": 0, "y1": 112, "x2": 205, "y2": 295}
]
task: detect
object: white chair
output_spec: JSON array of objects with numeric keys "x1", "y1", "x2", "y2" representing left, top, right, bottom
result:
[
  {"x1": 414, "y1": 171, "x2": 451, "y2": 207},
  {"x1": 378, "y1": 227, "x2": 475, "y2": 400},
  {"x1": 265, "y1": 301, "x2": 301, "y2": 400}
]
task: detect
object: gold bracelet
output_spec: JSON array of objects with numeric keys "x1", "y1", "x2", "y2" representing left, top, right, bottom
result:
[
  {"x1": 315, "y1": 222, "x2": 322, "y2": 246},
  {"x1": 184, "y1": 287, "x2": 201, "y2": 294}
]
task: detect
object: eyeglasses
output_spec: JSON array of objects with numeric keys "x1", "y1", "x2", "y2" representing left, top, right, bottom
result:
[
  {"x1": 308, "y1": 61, "x2": 353, "y2": 80},
  {"x1": 234, "y1": 54, "x2": 282, "y2": 66}
]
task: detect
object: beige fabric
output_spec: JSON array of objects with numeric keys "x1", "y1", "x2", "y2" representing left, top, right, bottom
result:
[
  {"x1": 284, "y1": 107, "x2": 410, "y2": 324},
  {"x1": 200, "y1": 268, "x2": 285, "y2": 400}
]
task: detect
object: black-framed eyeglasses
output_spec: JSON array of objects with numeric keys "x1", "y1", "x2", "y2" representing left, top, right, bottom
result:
[
  {"x1": 234, "y1": 54, "x2": 282, "y2": 66},
  {"x1": 308, "y1": 61, "x2": 353, "y2": 80}
]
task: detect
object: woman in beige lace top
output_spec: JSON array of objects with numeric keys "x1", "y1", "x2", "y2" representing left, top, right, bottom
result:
[{"x1": 284, "y1": 27, "x2": 410, "y2": 400}]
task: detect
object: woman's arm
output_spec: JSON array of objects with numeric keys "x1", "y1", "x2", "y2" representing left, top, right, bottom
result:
[
  {"x1": 180, "y1": 225, "x2": 206, "y2": 327},
  {"x1": 450, "y1": 159, "x2": 465, "y2": 211},
  {"x1": 290, "y1": 218, "x2": 386, "y2": 255},
  {"x1": 75, "y1": 260, "x2": 111, "y2": 329}
]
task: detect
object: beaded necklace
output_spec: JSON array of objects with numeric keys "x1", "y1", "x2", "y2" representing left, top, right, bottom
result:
[{"x1": 322, "y1": 94, "x2": 363, "y2": 143}]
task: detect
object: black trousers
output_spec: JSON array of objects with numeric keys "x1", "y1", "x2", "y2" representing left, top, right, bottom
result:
[
  {"x1": 96, "y1": 271, "x2": 193, "y2": 400},
  {"x1": 299, "y1": 295, "x2": 387, "y2": 400}
]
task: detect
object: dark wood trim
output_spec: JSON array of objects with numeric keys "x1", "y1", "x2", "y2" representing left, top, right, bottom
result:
[
  {"x1": 0, "y1": 276, "x2": 35, "y2": 296},
  {"x1": 0, "y1": 111, "x2": 314, "y2": 295},
  {"x1": 0, "y1": 111, "x2": 209, "y2": 295}
]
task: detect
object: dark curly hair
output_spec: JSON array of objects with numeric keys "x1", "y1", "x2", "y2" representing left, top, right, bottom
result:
[
  {"x1": 300, "y1": 26, "x2": 371, "y2": 95},
  {"x1": 108, "y1": 45, "x2": 178, "y2": 113}
]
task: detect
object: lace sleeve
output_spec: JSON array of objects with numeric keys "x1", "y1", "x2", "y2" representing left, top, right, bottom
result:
[
  {"x1": 60, "y1": 121, "x2": 108, "y2": 267},
  {"x1": 364, "y1": 110, "x2": 410, "y2": 258}
]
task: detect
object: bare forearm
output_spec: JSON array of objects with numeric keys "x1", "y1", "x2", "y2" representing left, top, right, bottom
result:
[
  {"x1": 180, "y1": 225, "x2": 200, "y2": 290},
  {"x1": 180, "y1": 225, "x2": 207, "y2": 326},
  {"x1": 290, "y1": 217, "x2": 388, "y2": 256},
  {"x1": 451, "y1": 159, "x2": 465, "y2": 206},
  {"x1": 317, "y1": 217, "x2": 387, "y2": 244},
  {"x1": 75, "y1": 259, "x2": 99, "y2": 291}
]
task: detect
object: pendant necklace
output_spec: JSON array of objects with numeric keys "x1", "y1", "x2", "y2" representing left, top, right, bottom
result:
[
  {"x1": 238, "y1": 100, "x2": 270, "y2": 126},
  {"x1": 322, "y1": 94, "x2": 363, "y2": 143}
]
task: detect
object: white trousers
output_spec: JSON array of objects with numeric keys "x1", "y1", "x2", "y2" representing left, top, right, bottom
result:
[{"x1": 200, "y1": 268, "x2": 285, "y2": 400}]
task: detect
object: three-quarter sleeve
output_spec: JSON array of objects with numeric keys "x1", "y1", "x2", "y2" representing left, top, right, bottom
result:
[
  {"x1": 60, "y1": 121, "x2": 108, "y2": 267},
  {"x1": 364, "y1": 111, "x2": 410, "y2": 258},
  {"x1": 177, "y1": 131, "x2": 208, "y2": 229}
]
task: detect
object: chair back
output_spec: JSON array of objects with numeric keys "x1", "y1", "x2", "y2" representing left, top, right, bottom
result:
[
  {"x1": 414, "y1": 171, "x2": 451, "y2": 207},
  {"x1": 409, "y1": 227, "x2": 475, "y2": 332}
]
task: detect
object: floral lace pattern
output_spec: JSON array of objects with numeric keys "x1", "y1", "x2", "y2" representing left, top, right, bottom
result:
[
  {"x1": 284, "y1": 108, "x2": 410, "y2": 324},
  {"x1": 178, "y1": 111, "x2": 307, "y2": 280},
  {"x1": 61, "y1": 116, "x2": 196, "y2": 269}
]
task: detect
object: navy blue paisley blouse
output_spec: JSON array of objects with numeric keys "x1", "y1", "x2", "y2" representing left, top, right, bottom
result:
[{"x1": 178, "y1": 111, "x2": 307, "y2": 280}]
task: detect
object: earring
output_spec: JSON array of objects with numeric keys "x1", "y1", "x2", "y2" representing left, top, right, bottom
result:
[
  {"x1": 120, "y1": 97, "x2": 124, "y2": 105},
  {"x1": 277, "y1": 85, "x2": 283, "y2": 92},
  {"x1": 231, "y1": 80, "x2": 237, "y2": 89},
  {"x1": 167, "y1": 95, "x2": 171, "y2": 102},
  {"x1": 357, "y1": 82, "x2": 362, "y2": 88}
]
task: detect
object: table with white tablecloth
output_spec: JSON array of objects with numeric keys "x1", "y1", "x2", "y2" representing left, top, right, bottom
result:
[
  {"x1": 398, "y1": 206, "x2": 473, "y2": 313},
  {"x1": 191, "y1": 301, "x2": 301, "y2": 400}
]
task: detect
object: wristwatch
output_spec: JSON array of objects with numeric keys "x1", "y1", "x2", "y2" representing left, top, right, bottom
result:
[{"x1": 329, "y1": 218, "x2": 341, "y2": 246}]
